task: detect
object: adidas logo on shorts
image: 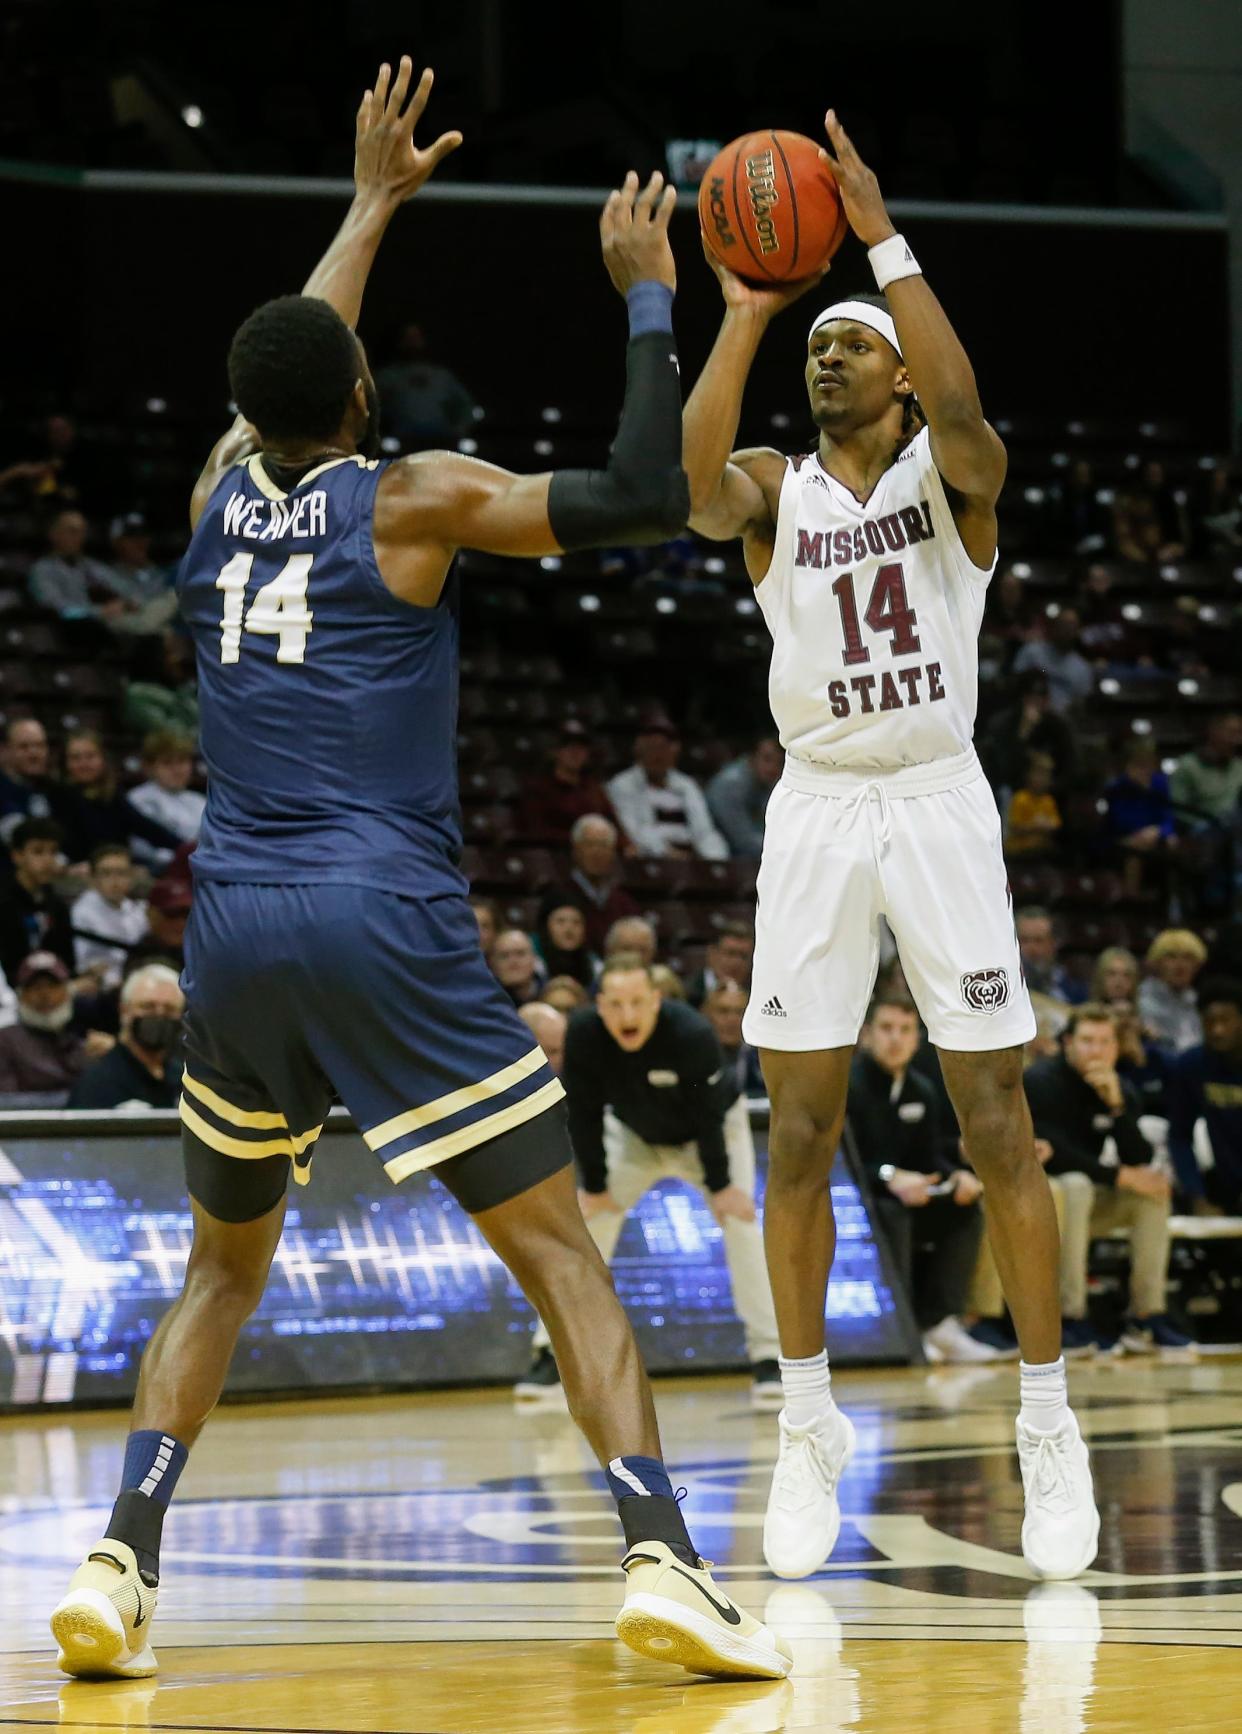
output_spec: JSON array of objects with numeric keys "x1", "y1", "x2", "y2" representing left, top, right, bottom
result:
[{"x1": 760, "y1": 995, "x2": 787, "y2": 1018}]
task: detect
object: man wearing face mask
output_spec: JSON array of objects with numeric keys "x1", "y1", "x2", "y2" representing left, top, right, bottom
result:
[
  {"x1": 0, "y1": 953, "x2": 94, "y2": 1102},
  {"x1": 68, "y1": 964, "x2": 184, "y2": 1108}
]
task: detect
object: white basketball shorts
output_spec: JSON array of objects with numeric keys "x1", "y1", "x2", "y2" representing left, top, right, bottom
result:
[{"x1": 743, "y1": 747, "x2": 1036, "y2": 1053}]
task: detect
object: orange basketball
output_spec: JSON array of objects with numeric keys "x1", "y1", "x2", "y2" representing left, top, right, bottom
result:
[{"x1": 698, "y1": 129, "x2": 846, "y2": 284}]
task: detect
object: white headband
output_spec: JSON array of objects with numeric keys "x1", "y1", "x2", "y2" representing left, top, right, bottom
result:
[{"x1": 807, "y1": 299, "x2": 902, "y2": 358}]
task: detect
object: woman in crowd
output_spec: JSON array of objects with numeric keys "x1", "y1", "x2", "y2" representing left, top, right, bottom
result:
[
  {"x1": 1091, "y1": 947, "x2": 1140, "y2": 1009},
  {"x1": 50, "y1": 730, "x2": 180, "y2": 870},
  {"x1": 1138, "y1": 928, "x2": 1207, "y2": 1053},
  {"x1": 533, "y1": 900, "x2": 598, "y2": 989}
]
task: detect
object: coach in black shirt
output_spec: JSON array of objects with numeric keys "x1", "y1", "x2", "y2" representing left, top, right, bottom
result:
[{"x1": 520, "y1": 951, "x2": 780, "y2": 1405}]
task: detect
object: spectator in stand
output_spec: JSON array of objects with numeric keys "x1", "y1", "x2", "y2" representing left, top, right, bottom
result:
[
  {"x1": 0, "y1": 718, "x2": 58, "y2": 844},
  {"x1": 1104, "y1": 739, "x2": 1178, "y2": 890},
  {"x1": 1168, "y1": 978, "x2": 1242, "y2": 1214},
  {"x1": 686, "y1": 921, "x2": 754, "y2": 1009},
  {"x1": 1114, "y1": 1001, "x2": 1173, "y2": 1121},
  {"x1": 540, "y1": 815, "x2": 640, "y2": 955},
  {"x1": 1091, "y1": 947, "x2": 1140, "y2": 1009},
  {"x1": 603, "y1": 915, "x2": 657, "y2": 966},
  {"x1": 124, "y1": 636, "x2": 200, "y2": 738},
  {"x1": 979, "y1": 672, "x2": 1076, "y2": 799},
  {"x1": 1051, "y1": 458, "x2": 1111, "y2": 556},
  {"x1": 517, "y1": 1001, "x2": 567, "y2": 1075},
  {"x1": 1025, "y1": 1003, "x2": 1191, "y2": 1355},
  {"x1": 0, "y1": 953, "x2": 94, "y2": 1101},
  {"x1": 20, "y1": 412, "x2": 105, "y2": 510},
  {"x1": 533, "y1": 901, "x2": 597, "y2": 990},
  {"x1": 706, "y1": 735, "x2": 783, "y2": 858},
  {"x1": 1170, "y1": 713, "x2": 1242, "y2": 829},
  {"x1": 650, "y1": 963, "x2": 686, "y2": 1001},
  {"x1": 1112, "y1": 460, "x2": 1189, "y2": 565},
  {"x1": 542, "y1": 975, "x2": 590, "y2": 1016},
  {"x1": 606, "y1": 716, "x2": 728, "y2": 860},
  {"x1": 0, "y1": 819, "x2": 75, "y2": 983},
  {"x1": 1012, "y1": 608, "x2": 1095, "y2": 714},
  {"x1": 491, "y1": 928, "x2": 545, "y2": 1008},
  {"x1": 1200, "y1": 461, "x2": 1242, "y2": 555},
  {"x1": 516, "y1": 953, "x2": 780, "y2": 1406},
  {"x1": 1016, "y1": 906, "x2": 1084, "y2": 1007},
  {"x1": 105, "y1": 513, "x2": 179, "y2": 639},
  {"x1": 1004, "y1": 749, "x2": 1062, "y2": 858},
  {"x1": 375, "y1": 321, "x2": 477, "y2": 450},
  {"x1": 126, "y1": 731, "x2": 206, "y2": 867},
  {"x1": 27, "y1": 509, "x2": 125, "y2": 625},
  {"x1": 128, "y1": 876, "x2": 193, "y2": 974},
  {"x1": 72, "y1": 845, "x2": 149, "y2": 992},
  {"x1": 980, "y1": 566, "x2": 1033, "y2": 664},
  {"x1": 50, "y1": 730, "x2": 181, "y2": 870},
  {"x1": 702, "y1": 981, "x2": 765, "y2": 1098},
  {"x1": 468, "y1": 895, "x2": 500, "y2": 961},
  {"x1": 68, "y1": 964, "x2": 184, "y2": 1109},
  {"x1": 850, "y1": 993, "x2": 992, "y2": 1364},
  {"x1": 1139, "y1": 929, "x2": 1207, "y2": 1054},
  {"x1": 517, "y1": 720, "x2": 622, "y2": 848}
]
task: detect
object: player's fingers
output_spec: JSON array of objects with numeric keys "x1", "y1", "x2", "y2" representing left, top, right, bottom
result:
[
  {"x1": 653, "y1": 182, "x2": 678, "y2": 231},
  {"x1": 422, "y1": 129, "x2": 463, "y2": 169},
  {"x1": 816, "y1": 145, "x2": 840, "y2": 180},
  {"x1": 599, "y1": 188, "x2": 619, "y2": 246},
  {"x1": 374, "y1": 62, "x2": 391, "y2": 114},
  {"x1": 634, "y1": 169, "x2": 664, "y2": 220},
  {"x1": 404, "y1": 65, "x2": 434, "y2": 125},
  {"x1": 388, "y1": 54, "x2": 414, "y2": 118},
  {"x1": 826, "y1": 108, "x2": 857, "y2": 159},
  {"x1": 615, "y1": 170, "x2": 639, "y2": 228},
  {"x1": 356, "y1": 90, "x2": 373, "y2": 134}
]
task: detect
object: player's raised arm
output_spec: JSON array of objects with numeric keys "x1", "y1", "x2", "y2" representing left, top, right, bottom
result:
[
  {"x1": 190, "y1": 55, "x2": 460, "y2": 527},
  {"x1": 682, "y1": 248, "x2": 824, "y2": 572},
  {"x1": 820, "y1": 109, "x2": 1006, "y2": 513},
  {"x1": 373, "y1": 172, "x2": 689, "y2": 574}
]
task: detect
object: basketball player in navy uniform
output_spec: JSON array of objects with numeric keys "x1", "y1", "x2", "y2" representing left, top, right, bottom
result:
[
  {"x1": 50, "y1": 60, "x2": 790, "y2": 1686},
  {"x1": 683, "y1": 112, "x2": 1099, "y2": 1581}
]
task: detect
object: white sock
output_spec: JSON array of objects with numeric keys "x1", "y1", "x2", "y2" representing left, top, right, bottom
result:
[
  {"x1": 779, "y1": 1350, "x2": 832, "y2": 1427},
  {"x1": 1019, "y1": 1357, "x2": 1069, "y2": 1433}
]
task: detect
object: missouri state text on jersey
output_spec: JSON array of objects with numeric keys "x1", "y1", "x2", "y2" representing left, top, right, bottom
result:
[
  {"x1": 178, "y1": 453, "x2": 467, "y2": 897},
  {"x1": 756, "y1": 427, "x2": 996, "y2": 771}
]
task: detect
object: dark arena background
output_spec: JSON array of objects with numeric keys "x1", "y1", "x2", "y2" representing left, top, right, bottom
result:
[{"x1": 2, "y1": 3, "x2": 1242, "y2": 1730}]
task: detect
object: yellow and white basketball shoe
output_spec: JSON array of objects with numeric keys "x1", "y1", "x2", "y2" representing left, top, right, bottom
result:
[
  {"x1": 51, "y1": 1541, "x2": 159, "y2": 1679},
  {"x1": 616, "y1": 1541, "x2": 793, "y2": 1680}
]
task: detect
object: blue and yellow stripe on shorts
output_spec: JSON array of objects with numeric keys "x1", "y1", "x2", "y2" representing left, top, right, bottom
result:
[
  {"x1": 363, "y1": 1047, "x2": 565, "y2": 1182},
  {"x1": 179, "y1": 1071, "x2": 323, "y2": 1185}
]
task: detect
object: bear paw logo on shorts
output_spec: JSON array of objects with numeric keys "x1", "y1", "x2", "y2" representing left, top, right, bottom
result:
[{"x1": 960, "y1": 968, "x2": 1010, "y2": 1014}]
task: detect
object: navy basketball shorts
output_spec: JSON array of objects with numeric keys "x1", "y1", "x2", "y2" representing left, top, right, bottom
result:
[{"x1": 179, "y1": 881, "x2": 569, "y2": 1221}]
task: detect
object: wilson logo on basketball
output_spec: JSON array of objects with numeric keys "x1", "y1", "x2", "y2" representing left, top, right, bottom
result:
[
  {"x1": 745, "y1": 148, "x2": 780, "y2": 254},
  {"x1": 960, "y1": 968, "x2": 1011, "y2": 1014}
]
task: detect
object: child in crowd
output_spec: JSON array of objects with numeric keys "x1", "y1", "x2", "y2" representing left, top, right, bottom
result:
[{"x1": 1004, "y1": 749, "x2": 1062, "y2": 857}]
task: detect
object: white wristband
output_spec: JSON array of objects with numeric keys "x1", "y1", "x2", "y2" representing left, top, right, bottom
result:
[{"x1": 869, "y1": 233, "x2": 921, "y2": 291}]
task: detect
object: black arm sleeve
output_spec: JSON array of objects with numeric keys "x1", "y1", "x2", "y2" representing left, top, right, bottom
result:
[
  {"x1": 562, "y1": 1022, "x2": 609, "y2": 1193},
  {"x1": 546, "y1": 331, "x2": 689, "y2": 551}
]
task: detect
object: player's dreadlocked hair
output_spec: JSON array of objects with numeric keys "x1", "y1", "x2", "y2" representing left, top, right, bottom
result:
[
  {"x1": 227, "y1": 296, "x2": 360, "y2": 443},
  {"x1": 838, "y1": 290, "x2": 925, "y2": 464}
]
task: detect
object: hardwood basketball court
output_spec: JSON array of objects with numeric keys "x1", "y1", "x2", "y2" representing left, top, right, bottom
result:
[{"x1": 3, "y1": 1359, "x2": 1241, "y2": 1732}]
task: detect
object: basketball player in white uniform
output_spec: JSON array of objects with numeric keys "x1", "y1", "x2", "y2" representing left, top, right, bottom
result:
[{"x1": 683, "y1": 111, "x2": 1099, "y2": 1582}]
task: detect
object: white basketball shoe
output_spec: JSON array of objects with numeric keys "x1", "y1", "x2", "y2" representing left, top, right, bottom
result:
[
  {"x1": 1017, "y1": 1410, "x2": 1100, "y2": 1580},
  {"x1": 51, "y1": 1541, "x2": 159, "y2": 1679},
  {"x1": 762, "y1": 1404, "x2": 856, "y2": 1579}
]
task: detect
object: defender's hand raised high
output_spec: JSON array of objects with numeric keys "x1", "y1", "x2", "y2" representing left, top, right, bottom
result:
[
  {"x1": 600, "y1": 171, "x2": 677, "y2": 296},
  {"x1": 354, "y1": 57, "x2": 463, "y2": 207}
]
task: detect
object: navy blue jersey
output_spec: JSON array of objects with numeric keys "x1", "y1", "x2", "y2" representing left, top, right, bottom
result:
[{"x1": 178, "y1": 453, "x2": 465, "y2": 897}]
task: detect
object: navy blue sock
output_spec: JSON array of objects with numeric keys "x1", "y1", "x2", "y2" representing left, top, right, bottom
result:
[
  {"x1": 607, "y1": 1455, "x2": 699, "y2": 1568},
  {"x1": 103, "y1": 1430, "x2": 189, "y2": 1583}
]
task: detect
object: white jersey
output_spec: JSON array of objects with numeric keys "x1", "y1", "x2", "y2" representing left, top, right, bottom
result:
[{"x1": 756, "y1": 425, "x2": 996, "y2": 773}]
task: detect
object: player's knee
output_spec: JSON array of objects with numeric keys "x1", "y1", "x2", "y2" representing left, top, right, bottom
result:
[
  {"x1": 768, "y1": 1106, "x2": 842, "y2": 1192},
  {"x1": 184, "y1": 1248, "x2": 270, "y2": 1320}
]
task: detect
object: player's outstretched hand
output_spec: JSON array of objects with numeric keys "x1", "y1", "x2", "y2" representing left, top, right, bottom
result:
[
  {"x1": 600, "y1": 171, "x2": 677, "y2": 296},
  {"x1": 354, "y1": 56, "x2": 462, "y2": 206},
  {"x1": 699, "y1": 232, "x2": 827, "y2": 323},
  {"x1": 819, "y1": 110, "x2": 896, "y2": 249}
]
